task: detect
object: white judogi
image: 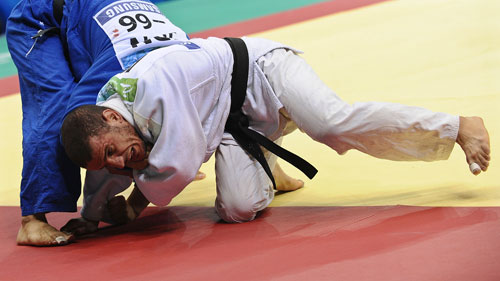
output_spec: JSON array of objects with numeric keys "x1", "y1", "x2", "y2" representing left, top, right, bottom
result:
[{"x1": 82, "y1": 37, "x2": 458, "y2": 223}]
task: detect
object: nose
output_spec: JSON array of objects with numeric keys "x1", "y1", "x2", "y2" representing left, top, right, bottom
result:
[{"x1": 106, "y1": 155, "x2": 125, "y2": 169}]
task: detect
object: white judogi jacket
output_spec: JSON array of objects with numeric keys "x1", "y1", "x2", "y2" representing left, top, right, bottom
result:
[{"x1": 82, "y1": 37, "x2": 295, "y2": 221}]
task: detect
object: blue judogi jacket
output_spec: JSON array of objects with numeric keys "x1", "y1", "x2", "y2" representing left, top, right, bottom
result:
[{"x1": 6, "y1": 0, "x2": 188, "y2": 215}]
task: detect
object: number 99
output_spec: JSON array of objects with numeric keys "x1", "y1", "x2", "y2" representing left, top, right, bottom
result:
[{"x1": 119, "y1": 13, "x2": 152, "y2": 32}]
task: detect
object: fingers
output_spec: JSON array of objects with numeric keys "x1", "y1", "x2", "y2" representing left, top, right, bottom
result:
[
  {"x1": 61, "y1": 218, "x2": 98, "y2": 236},
  {"x1": 108, "y1": 195, "x2": 127, "y2": 210},
  {"x1": 107, "y1": 196, "x2": 130, "y2": 225},
  {"x1": 60, "y1": 219, "x2": 78, "y2": 233}
]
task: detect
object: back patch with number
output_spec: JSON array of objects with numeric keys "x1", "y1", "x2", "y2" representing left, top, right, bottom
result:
[{"x1": 93, "y1": 0, "x2": 188, "y2": 68}]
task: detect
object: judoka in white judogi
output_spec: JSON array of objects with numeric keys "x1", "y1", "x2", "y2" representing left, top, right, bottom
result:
[{"x1": 76, "y1": 37, "x2": 459, "y2": 223}]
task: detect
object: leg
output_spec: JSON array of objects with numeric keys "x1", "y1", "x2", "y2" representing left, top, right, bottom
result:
[
  {"x1": 7, "y1": 2, "x2": 80, "y2": 245},
  {"x1": 258, "y1": 49, "x2": 489, "y2": 173},
  {"x1": 214, "y1": 134, "x2": 275, "y2": 223}
]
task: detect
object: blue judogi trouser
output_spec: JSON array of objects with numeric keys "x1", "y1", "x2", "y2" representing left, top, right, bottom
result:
[
  {"x1": 7, "y1": 0, "x2": 83, "y2": 215},
  {"x1": 6, "y1": 0, "x2": 187, "y2": 216}
]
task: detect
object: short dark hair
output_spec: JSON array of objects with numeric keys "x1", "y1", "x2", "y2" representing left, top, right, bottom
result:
[{"x1": 61, "y1": 105, "x2": 110, "y2": 168}]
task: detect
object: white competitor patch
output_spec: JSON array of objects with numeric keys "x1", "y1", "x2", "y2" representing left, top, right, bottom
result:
[{"x1": 93, "y1": 0, "x2": 188, "y2": 68}]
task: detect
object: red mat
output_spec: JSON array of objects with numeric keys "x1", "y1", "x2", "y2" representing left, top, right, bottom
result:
[{"x1": 1, "y1": 205, "x2": 499, "y2": 281}]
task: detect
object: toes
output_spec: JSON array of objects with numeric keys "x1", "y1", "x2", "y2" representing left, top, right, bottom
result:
[
  {"x1": 478, "y1": 155, "x2": 490, "y2": 171},
  {"x1": 469, "y1": 163, "x2": 481, "y2": 175},
  {"x1": 481, "y1": 144, "x2": 491, "y2": 156},
  {"x1": 475, "y1": 154, "x2": 489, "y2": 171},
  {"x1": 50, "y1": 235, "x2": 70, "y2": 246},
  {"x1": 287, "y1": 179, "x2": 304, "y2": 191},
  {"x1": 467, "y1": 149, "x2": 490, "y2": 173},
  {"x1": 63, "y1": 232, "x2": 76, "y2": 243},
  {"x1": 276, "y1": 179, "x2": 304, "y2": 191},
  {"x1": 46, "y1": 230, "x2": 75, "y2": 246},
  {"x1": 295, "y1": 179, "x2": 305, "y2": 189},
  {"x1": 482, "y1": 152, "x2": 490, "y2": 162}
]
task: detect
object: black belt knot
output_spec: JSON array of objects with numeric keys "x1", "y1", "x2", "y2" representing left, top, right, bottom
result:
[{"x1": 225, "y1": 110, "x2": 249, "y2": 132}]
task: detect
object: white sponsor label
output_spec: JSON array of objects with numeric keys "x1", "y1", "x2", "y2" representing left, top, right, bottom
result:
[{"x1": 93, "y1": 0, "x2": 187, "y2": 67}]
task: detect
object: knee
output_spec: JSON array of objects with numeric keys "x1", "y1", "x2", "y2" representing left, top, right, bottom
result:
[
  {"x1": 215, "y1": 198, "x2": 259, "y2": 223},
  {"x1": 215, "y1": 195, "x2": 271, "y2": 223}
]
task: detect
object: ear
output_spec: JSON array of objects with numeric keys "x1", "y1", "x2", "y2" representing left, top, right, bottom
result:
[{"x1": 102, "y1": 108, "x2": 125, "y2": 125}]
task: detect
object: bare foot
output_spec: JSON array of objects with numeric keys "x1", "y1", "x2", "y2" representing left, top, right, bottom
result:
[
  {"x1": 273, "y1": 162, "x2": 304, "y2": 191},
  {"x1": 17, "y1": 213, "x2": 74, "y2": 246},
  {"x1": 456, "y1": 116, "x2": 491, "y2": 175}
]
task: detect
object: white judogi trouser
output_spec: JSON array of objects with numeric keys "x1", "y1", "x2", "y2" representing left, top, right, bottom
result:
[{"x1": 214, "y1": 49, "x2": 459, "y2": 223}]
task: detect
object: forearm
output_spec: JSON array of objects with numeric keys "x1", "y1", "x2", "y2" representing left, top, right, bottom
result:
[
  {"x1": 81, "y1": 169, "x2": 133, "y2": 223},
  {"x1": 127, "y1": 184, "x2": 150, "y2": 218}
]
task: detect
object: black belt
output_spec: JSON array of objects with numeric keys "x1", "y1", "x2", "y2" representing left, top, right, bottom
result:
[{"x1": 223, "y1": 37, "x2": 318, "y2": 189}]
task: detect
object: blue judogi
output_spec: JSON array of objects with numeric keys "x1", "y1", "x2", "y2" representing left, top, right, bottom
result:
[{"x1": 6, "y1": 0, "x2": 188, "y2": 215}]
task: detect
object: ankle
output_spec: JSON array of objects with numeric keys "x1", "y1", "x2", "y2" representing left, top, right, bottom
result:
[{"x1": 21, "y1": 213, "x2": 48, "y2": 225}]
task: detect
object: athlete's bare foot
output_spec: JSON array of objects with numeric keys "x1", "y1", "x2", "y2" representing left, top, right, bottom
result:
[
  {"x1": 17, "y1": 213, "x2": 74, "y2": 246},
  {"x1": 456, "y1": 116, "x2": 491, "y2": 175},
  {"x1": 273, "y1": 163, "x2": 304, "y2": 191}
]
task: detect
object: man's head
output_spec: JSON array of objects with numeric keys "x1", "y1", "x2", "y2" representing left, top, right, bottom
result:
[{"x1": 61, "y1": 105, "x2": 148, "y2": 171}]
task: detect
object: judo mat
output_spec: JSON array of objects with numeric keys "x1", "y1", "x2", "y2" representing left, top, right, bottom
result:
[
  {"x1": 1, "y1": 206, "x2": 500, "y2": 281},
  {"x1": 1, "y1": 0, "x2": 499, "y2": 280}
]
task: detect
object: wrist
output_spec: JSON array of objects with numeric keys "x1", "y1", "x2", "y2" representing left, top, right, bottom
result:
[{"x1": 81, "y1": 216, "x2": 99, "y2": 225}]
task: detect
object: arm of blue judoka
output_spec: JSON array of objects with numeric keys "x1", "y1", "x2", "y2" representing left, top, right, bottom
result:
[{"x1": 65, "y1": 53, "x2": 124, "y2": 115}]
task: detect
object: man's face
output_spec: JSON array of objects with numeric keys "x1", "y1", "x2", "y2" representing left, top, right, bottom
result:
[{"x1": 86, "y1": 109, "x2": 148, "y2": 171}]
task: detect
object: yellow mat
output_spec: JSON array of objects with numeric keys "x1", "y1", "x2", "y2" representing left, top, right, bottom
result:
[{"x1": 1, "y1": 0, "x2": 498, "y2": 207}]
